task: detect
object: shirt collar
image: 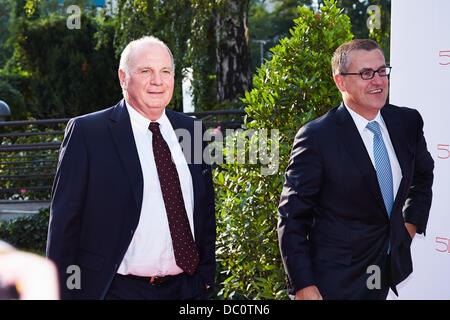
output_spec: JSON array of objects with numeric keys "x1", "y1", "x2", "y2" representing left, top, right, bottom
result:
[
  {"x1": 344, "y1": 103, "x2": 387, "y2": 135},
  {"x1": 125, "y1": 101, "x2": 169, "y2": 133}
]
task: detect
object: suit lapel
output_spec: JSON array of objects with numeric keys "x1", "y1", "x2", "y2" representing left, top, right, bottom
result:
[
  {"x1": 108, "y1": 100, "x2": 144, "y2": 214},
  {"x1": 335, "y1": 104, "x2": 387, "y2": 215}
]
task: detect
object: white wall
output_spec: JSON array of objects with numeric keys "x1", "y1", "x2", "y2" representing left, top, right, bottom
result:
[{"x1": 388, "y1": 0, "x2": 450, "y2": 299}]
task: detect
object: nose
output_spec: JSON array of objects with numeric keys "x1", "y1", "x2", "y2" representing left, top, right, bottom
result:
[
  {"x1": 371, "y1": 71, "x2": 385, "y2": 84},
  {"x1": 150, "y1": 72, "x2": 163, "y2": 85}
]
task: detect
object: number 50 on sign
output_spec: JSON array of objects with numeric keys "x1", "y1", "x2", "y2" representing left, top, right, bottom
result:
[
  {"x1": 435, "y1": 237, "x2": 450, "y2": 253},
  {"x1": 437, "y1": 144, "x2": 449, "y2": 159}
]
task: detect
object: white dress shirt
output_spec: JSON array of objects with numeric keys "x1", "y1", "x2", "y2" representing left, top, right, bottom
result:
[
  {"x1": 345, "y1": 104, "x2": 402, "y2": 201},
  {"x1": 117, "y1": 102, "x2": 195, "y2": 277}
]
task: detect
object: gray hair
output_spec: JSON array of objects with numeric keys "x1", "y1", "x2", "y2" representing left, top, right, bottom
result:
[
  {"x1": 119, "y1": 35, "x2": 175, "y2": 81},
  {"x1": 331, "y1": 39, "x2": 383, "y2": 76}
]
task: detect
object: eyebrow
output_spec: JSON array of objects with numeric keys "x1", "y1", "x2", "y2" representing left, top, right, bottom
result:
[
  {"x1": 358, "y1": 65, "x2": 387, "y2": 72},
  {"x1": 135, "y1": 65, "x2": 173, "y2": 71}
]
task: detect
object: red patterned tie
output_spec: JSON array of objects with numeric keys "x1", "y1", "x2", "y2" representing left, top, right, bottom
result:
[{"x1": 148, "y1": 122, "x2": 199, "y2": 275}]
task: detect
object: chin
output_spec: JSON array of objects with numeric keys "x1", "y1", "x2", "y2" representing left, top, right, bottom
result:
[{"x1": 368, "y1": 98, "x2": 387, "y2": 109}]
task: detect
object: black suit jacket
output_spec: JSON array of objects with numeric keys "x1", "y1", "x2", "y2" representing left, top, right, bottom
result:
[
  {"x1": 46, "y1": 100, "x2": 216, "y2": 299},
  {"x1": 278, "y1": 103, "x2": 434, "y2": 299}
]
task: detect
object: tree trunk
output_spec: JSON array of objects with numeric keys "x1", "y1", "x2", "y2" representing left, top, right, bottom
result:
[{"x1": 215, "y1": 0, "x2": 252, "y2": 103}]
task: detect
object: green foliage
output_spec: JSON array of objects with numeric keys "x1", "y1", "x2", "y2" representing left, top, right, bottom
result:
[
  {"x1": 0, "y1": 70, "x2": 34, "y2": 119},
  {"x1": 318, "y1": 0, "x2": 391, "y2": 61},
  {"x1": 328, "y1": 0, "x2": 369, "y2": 38},
  {"x1": 0, "y1": 207, "x2": 49, "y2": 254},
  {"x1": 249, "y1": 0, "x2": 315, "y2": 73},
  {"x1": 0, "y1": 80, "x2": 26, "y2": 119},
  {"x1": 367, "y1": 0, "x2": 391, "y2": 62},
  {"x1": 14, "y1": 13, "x2": 121, "y2": 118},
  {"x1": 188, "y1": 0, "x2": 217, "y2": 111},
  {"x1": 214, "y1": 0, "x2": 353, "y2": 299},
  {"x1": 0, "y1": 0, "x2": 13, "y2": 69}
]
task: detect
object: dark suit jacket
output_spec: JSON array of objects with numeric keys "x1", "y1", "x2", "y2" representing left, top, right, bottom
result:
[
  {"x1": 46, "y1": 100, "x2": 216, "y2": 299},
  {"x1": 278, "y1": 103, "x2": 434, "y2": 299}
]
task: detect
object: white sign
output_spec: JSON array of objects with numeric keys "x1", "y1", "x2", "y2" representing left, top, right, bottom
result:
[{"x1": 389, "y1": 0, "x2": 450, "y2": 299}]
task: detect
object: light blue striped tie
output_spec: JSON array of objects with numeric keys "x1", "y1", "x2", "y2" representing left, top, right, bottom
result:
[{"x1": 366, "y1": 121, "x2": 394, "y2": 218}]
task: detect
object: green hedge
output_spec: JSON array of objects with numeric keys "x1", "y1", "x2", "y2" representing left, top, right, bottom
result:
[
  {"x1": 12, "y1": 14, "x2": 122, "y2": 119},
  {"x1": 0, "y1": 207, "x2": 49, "y2": 254},
  {"x1": 0, "y1": 71, "x2": 33, "y2": 120}
]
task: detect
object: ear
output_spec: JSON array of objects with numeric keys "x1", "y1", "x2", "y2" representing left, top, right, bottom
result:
[
  {"x1": 333, "y1": 74, "x2": 346, "y2": 93},
  {"x1": 118, "y1": 69, "x2": 127, "y2": 90}
]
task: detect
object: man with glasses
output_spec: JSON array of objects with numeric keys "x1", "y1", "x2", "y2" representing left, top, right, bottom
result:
[{"x1": 278, "y1": 39, "x2": 434, "y2": 299}]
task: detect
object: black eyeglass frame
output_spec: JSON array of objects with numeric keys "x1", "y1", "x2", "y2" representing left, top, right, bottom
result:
[{"x1": 340, "y1": 66, "x2": 392, "y2": 80}]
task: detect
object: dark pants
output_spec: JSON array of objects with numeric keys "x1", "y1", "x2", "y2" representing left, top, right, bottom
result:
[
  {"x1": 104, "y1": 273, "x2": 208, "y2": 300},
  {"x1": 359, "y1": 253, "x2": 392, "y2": 300},
  {"x1": 308, "y1": 252, "x2": 392, "y2": 300}
]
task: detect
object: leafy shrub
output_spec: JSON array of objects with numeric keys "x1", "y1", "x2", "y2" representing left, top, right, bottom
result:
[
  {"x1": 0, "y1": 79, "x2": 27, "y2": 120},
  {"x1": 213, "y1": 0, "x2": 353, "y2": 299},
  {"x1": 15, "y1": 14, "x2": 122, "y2": 119},
  {"x1": 0, "y1": 71, "x2": 34, "y2": 120},
  {"x1": 0, "y1": 207, "x2": 49, "y2": 254}
]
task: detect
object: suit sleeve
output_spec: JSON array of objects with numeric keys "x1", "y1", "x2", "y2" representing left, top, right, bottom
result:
[
  {"x1": 403, "y1": 110, "x2": 434, "y2": 235},
  {"x1": 277, "y1": 125, "x2": 322, "y2": 295},
  {"x1": 199, "y1": 162, "x2": 216, "y2": 290},
  {"x1": 46, "y1": 118, "x2": 89, "y2": 299},
  {"x1": 196, "y1": 122, "x2": 216, "y2": 292}
]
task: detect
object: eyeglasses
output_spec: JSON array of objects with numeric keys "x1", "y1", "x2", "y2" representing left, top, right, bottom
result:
[{"x1": 340, "y1": 66, "x2": 392, "y2": 80}]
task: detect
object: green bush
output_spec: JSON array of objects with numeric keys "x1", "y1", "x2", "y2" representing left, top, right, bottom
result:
[
  {"x1": 213, "y1": 0, "x2": 353, "y2": 299},
  {"x1": 0, "y1": 207, "x2": 49, "y2": 254},
  {"x1": 0, "y1": 71, "x2": 35, "y2": 120},
  {"x1": 0, "y1": 80, "x2": 25, "y2": 119},
  {"x1": 14, "y1": 14, "x2": 122, "y2": 119}
]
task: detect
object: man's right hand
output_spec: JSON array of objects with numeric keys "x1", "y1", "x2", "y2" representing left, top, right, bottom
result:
[{"x1": 295, "y1": 285, "x2": 323, "y2": 300}]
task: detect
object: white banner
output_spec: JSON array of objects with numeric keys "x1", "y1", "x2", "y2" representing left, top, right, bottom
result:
[{"x1": 389, "y1": 0, "x2": 450, "y2": 299}]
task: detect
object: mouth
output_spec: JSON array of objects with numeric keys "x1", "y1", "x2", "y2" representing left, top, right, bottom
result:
[{"x1": 368, "y1": 88, "x2": 383, "y2": 94}]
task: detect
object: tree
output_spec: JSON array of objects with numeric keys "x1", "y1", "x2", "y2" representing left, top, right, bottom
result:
[
  {"x1": 248, "y1": 0, "x2": 314, "y2": 73},
  {"x1": 271, "y1": 0, "x2": 313, "y2": 36},
  {"x1": 317, "y1": 0, "x2": 391, "y2": 60},
  {"x1": 248, "y1": 0, "x2": 391, "y2": 73},
  {"x1": 248, "y1": 3, "x2": 275, "y2": 73},
  {"x1": 0, "y1": 0, "x2": 13, "y2": 69},
  {"x1": 329, "y1": 0, "x2": 369, "y2": 37},
  {"x1": 15, "y1": 14, "x2": 122, "y2": 118},
  {"x1": 367, "y1": 0, "x2": 391, "y2": 62},
  {"x1": 188, "y1": 0, "x2": 217, "y2": 111},
  {"x1": 214, "y1": 0, "x2": 252, "y2": 104}
]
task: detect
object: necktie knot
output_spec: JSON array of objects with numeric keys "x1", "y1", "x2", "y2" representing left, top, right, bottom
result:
[
  {"x1": 148, "y1": 122, "x2": 160, "y2": 134},
  {"x1": 366, "y1": 121, "x2": 381, "y2": 136}
]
